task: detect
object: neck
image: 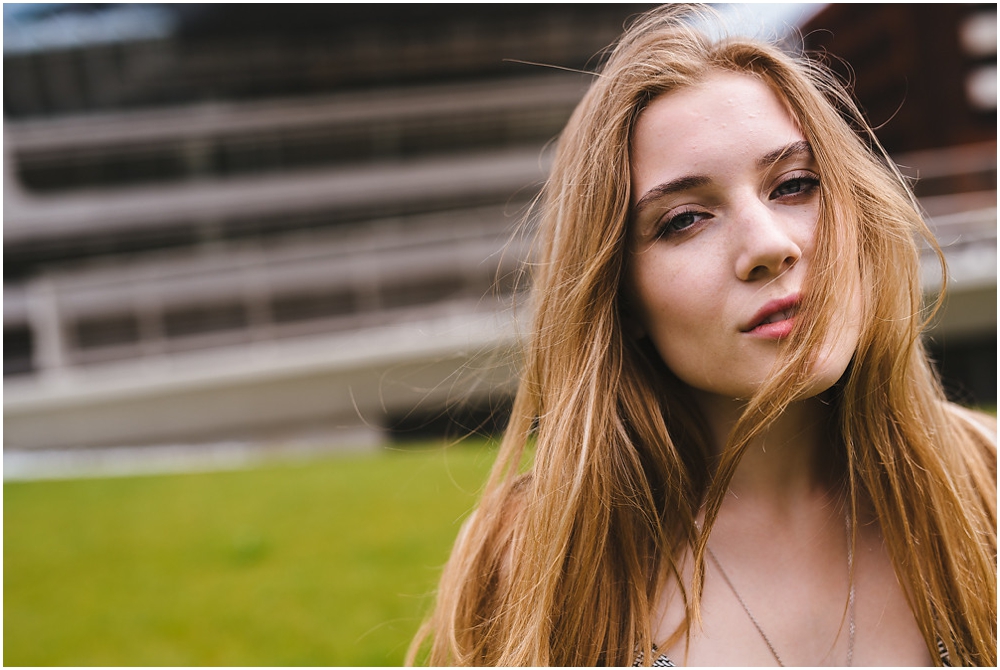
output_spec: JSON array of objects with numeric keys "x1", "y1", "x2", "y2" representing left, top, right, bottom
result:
[{"x1": 693, "y1": 390, "x2": 838, "y2": 512}]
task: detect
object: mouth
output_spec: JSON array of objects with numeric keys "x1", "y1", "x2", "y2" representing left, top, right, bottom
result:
[
  {"x1": 742, "y1": 295, "x2": 801, "y2": 336},
  {"x1": 758, "y1": 306, "x2": 797, "y2": 326}
]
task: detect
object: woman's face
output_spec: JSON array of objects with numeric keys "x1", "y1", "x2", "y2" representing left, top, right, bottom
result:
[{"x1": 625, "y1": 72, "x2": 861, "y2": 400}]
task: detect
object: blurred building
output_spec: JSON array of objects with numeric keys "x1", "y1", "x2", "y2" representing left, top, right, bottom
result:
[
  {"x1": 801, "y1": 3, "x2": 997, "y2": 405},
  {"x1": 3, "y1": 4, "x2": 996, "y2": 458},
  {"x1": 3, "y1": 4, "x2": 651, "y2": 453}
]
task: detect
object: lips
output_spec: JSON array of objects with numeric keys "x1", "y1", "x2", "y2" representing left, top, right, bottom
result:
[
  {"x1": 760, "y1": 307, "x2": 796, "y2": 325},
  {"x1": 742, "y1": 295, "x2": 800, "y2": 337}
]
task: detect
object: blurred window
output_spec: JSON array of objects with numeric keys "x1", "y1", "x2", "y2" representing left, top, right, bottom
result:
[
  {"x1": 271, "y1": 290, "x2": 357, "y2": 323},
  {"x1": 380, "y1": 274, "x2": 465, "y2": 309},
  {"x1": 163, "y1": 302, "x2": 248, "y2": 338},
  {"x1": 73, "y1": 313, "x2": 140, "y2": 349},
  {"x1": 3, "y1": 326, "x2": 34, "y2": 376}
]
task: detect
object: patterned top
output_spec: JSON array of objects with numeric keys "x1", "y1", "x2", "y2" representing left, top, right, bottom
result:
[
  {"x1": 631, "y1": 646, "x2": 674, "y2": 667},
  {"x1": 633, "y1": 639, "x2": 952, "y2": 667}
]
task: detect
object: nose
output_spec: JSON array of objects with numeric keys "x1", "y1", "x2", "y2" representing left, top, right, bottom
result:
[{"x1": 734, "y1": 200, "x2": 802, "y2": 282}]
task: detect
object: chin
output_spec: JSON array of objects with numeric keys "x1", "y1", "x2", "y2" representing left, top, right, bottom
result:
[
  {"x1": 682, "y1": 351, "x2": 854, "y2": 405},
  {"x1": 804, "y1": 357, "x2": 854, "y2": 398},
  {"x1": 802, "y1": 329, "x2": 860, "y2": 399}
]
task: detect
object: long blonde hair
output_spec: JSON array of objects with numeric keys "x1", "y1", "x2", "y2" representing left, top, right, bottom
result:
[{"x1": 410, "y1": 6, "x2": 996, "y2": 666}]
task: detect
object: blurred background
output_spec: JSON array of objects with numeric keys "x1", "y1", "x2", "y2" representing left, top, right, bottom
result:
[{"x1": 4, "y1": 3, "x2": 996, "y2": 665}]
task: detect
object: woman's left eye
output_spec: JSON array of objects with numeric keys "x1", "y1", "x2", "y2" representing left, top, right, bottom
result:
[{"x1": 771, "y1": 174, "x2": 820, "y2": 199}]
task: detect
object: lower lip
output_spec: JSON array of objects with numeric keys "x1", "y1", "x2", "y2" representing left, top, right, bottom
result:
[{"x1": 746, "y1": 317, "x2": 795, "y2": 339}]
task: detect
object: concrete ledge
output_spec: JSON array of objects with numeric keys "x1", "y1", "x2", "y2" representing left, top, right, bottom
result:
[{"x1": 4, "y1": 306, "x2": 524, "y2": 450}]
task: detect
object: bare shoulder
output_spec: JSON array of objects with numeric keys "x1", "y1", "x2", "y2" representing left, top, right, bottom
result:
[
  {"x1": 942, "y1": 401, "x2": 998, "y2": 446},
  {"x1": 459, "y1": 473, "x2": 531, "y2": 585},
  {"x1": 493, "y1": 474, "x2": 531, "y2": 577},
  {"x1": 939, "y1": 403, "x2": 997, "y2": 497}
]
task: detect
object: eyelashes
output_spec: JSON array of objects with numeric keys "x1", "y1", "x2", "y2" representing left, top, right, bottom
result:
[
  {"x1": 653, "y1": 172, "x2": 820, "y2": 240},
  {"x1": 656, "y1": 208, "x2": 711, "y2": 237},
  {"x1": 769, "y1": 172, "x2": 820, "y2": 199}
]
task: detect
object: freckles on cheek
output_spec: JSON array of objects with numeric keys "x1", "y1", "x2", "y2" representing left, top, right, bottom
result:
[
  {"x1": 633, "y1": 263, "x2": 694, "y2": 339},
  {"x1": 631, "y1": 259, "x2": 669, "y2": 313},
  {"x1": 640, "y1": 255, "x2": 695, "y2": 310},
  {"x1": 629, "y1": 240, "x2": 722, "y2": 344}
]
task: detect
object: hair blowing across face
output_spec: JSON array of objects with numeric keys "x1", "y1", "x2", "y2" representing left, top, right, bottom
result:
[{"x1": 408, "y1": 6, "x2": 996, "y2": 666}]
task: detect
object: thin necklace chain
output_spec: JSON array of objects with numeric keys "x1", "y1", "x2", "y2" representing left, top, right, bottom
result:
[{"x1": 705, "y1": 510, "x2": 855, "y2": 667}]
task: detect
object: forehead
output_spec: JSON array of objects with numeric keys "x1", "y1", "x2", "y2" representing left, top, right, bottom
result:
[{"x1": 630, "y1": 73, "x2": 805, "y2": 187}]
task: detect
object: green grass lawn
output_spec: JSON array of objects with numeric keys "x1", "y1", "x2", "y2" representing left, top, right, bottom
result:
[{"x1": 4, "y1": 441, "x2": 498, "y2": 666}]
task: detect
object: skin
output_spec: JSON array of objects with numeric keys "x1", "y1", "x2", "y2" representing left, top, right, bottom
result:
[
  {"x1": 627, "y1": 73, "x2": 931, "y2": 666},
  {"x1": 626, "y1": 73, "x2": 856, "y2": 402}
]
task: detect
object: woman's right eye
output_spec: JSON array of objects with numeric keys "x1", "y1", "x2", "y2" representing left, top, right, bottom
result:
[{"x1": 656, "y1": 209, "x2": 710, "y2": 238}]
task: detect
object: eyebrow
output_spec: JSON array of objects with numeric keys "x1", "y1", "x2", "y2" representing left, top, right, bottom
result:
[
  {"x1": 632, "y1": 175, "x2": 711, "y2": 217},
  {"x1": 756, "y1": 140, "x2": 813, "y2": 170},
  {"x1": 631, "y1": 140, "x2": 815, "y2": 218}
]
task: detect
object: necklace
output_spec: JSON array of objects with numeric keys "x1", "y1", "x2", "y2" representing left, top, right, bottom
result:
[{"x1": 704, "y1": 511, "x2": 855, "y2": 667}]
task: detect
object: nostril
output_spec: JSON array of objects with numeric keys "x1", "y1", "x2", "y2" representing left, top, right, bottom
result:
[
  {"x1": 737, "y1": 239, "x2": 802, "y2": 282},
  {"x1": 746, "y1": 255, "x2": 796, "y2": 282}
]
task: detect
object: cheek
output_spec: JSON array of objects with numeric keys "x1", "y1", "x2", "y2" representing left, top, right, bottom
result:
[
  {"x1": 810, "y1": 270, "x2": 864, "y2": 386},
  {"x1": 627, "y1": 252, "x2": 724, "y2": 359}
]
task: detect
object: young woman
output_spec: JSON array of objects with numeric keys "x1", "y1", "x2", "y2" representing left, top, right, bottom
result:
[{"x1": 410, "y1": 6, "x2": 996, "y2": 666}]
